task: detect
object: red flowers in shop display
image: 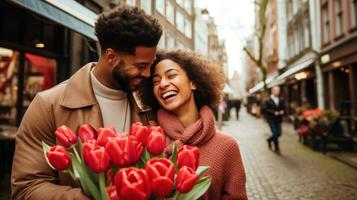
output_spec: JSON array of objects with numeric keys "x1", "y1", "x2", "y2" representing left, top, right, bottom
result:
[{"x1": 42, "y1": 122, "x2": 211, "y2": 200}]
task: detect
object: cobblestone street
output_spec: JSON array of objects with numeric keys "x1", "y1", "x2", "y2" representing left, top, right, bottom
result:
[{"x1": 221, "y1": 110, "x2": 357, "y2": 200}]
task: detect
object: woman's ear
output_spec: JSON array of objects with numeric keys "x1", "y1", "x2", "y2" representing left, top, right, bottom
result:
[{"x1": 191, "y1": 81, "x2": 197, "y2": 90}]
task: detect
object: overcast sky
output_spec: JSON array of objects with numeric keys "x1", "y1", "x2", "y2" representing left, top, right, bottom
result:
[{"x1": 196, "y1": 0, "x2": 255, "y2": 78}]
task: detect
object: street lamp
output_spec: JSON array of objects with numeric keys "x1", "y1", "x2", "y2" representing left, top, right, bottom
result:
[{"x1": 201, "y1": 8, "x2": 209, "y2": 20}]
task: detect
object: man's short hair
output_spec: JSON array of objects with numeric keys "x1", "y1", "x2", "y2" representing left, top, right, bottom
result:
[{"x1": 95, "y1": 6, "x2": 162, "y2": 54}]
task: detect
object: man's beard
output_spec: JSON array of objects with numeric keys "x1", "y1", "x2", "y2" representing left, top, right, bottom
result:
[{"x1": 112, "y1": 60, "x2": 141, "y2": 92}]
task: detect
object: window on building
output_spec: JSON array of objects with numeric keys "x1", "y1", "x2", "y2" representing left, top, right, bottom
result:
[
  {"x1": 298, "y1": 22, "x2": 304, "y2": 51},
  {"x1": 286, "y1": 0, "x2": 293, "y2": 20},
  {"x1": 176, "y1": 0, "x2": 184, "y2": 7},
  {"x1": 166, "y1": 33, "x2": 175, "y2": 49},
  {"x1": 322, "y1": 5, "x2": 330, "y2": 44},
  {"x1": 176, "y1": 11, "x2": 185, "y2": 33},
  {"x1": 287, "y1": 32, "x2": 292, "y2": 58},
  {"x1": 141, "y1": 0, "x2": 151, "y2": 14},
  {"x1": 304, "y1": 17, "x2": 310, "y2": 48},
  {"x1": 335, "y1": 0, "x2": 343, "y2": 36},
  {"x1": 351, "y1": 0, "x2": 357, "y2": 28},
  {"x1": 156, "y1": 0, "x2": 165, "y2": 15},
  {"x1": 184, "y1": 0, "x2": 192, "y2": 14},
  {"x1": 158, "y1": 31, "x2": 166, "y2": 48},
  {"x1": 184, "y1": 18, "x2": 192, "y2": 38},
  {"x1": 126, "y1": 0, "x2": 136, "y2": 6},
  {"x1": 166, "y1": 0, "x2": 174, "y2": 24},
  {"x1": 293, "y1": 0, "x2": 298, "y2": 14},
  {"x1": 294, "y1": 28, "x2": 299, "y2": 55}
]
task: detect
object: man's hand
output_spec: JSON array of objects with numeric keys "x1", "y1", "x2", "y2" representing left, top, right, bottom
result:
[
  {"x1": 274, "y1": 111, "x2": 279, "y2": 116},
  {"x1": 279, "y1": 110, "x2": 284, "y2": 115}
]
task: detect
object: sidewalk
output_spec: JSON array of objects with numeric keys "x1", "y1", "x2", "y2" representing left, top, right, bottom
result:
[{"x1": 221, "y1": 110, "x2": 357, "y2": 200}]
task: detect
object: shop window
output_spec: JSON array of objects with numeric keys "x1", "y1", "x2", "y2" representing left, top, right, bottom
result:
[
  {"x1": 23, "y1": 53, "x2": 57, "y2": 107},
  {"x1": 352, "y1": 65, "x2": 357, "y2": 116},
  {"x1": 333, "y1": 67, "x2": 351, "y2": 110},
  {"x1": 0, "y1": 48, "x2": 19, "y2": 125}
]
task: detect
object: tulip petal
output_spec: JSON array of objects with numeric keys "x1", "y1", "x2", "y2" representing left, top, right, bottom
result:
[{"x1": 150, "y1": 177, "x2": 173, "y2": 197}]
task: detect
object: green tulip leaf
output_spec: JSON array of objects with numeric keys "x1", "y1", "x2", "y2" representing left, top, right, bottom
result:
[
  {"x1": 175, "y1": 176, "x2": 212, "y2": 200},
  {"x1": 72, "y1": 154, "x2": 101, "y2": 200},
  {"x1": 69, "y1": 153, "x2": 80, "y2": 179},
  {"x1": 196, "y1": 166, "x2": 209, "y2": 177},
  {"x1": 41, "y1": 141, "x2": 54, "y2": 169},
  {"x1": 170, "y1": 143, "x2": 178, "y2": 172},
  {"x1": 42, "y1": 141, "x2": 51, "y2": 153}
]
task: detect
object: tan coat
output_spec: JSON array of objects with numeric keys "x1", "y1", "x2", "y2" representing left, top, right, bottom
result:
[{"x1": 11, "y1": 63, "x2": 154, "y2": 200}]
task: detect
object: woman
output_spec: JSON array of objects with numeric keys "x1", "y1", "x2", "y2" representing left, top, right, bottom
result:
[{"x1": 139, "y1": 50, "x2": 247, "y2": 200}]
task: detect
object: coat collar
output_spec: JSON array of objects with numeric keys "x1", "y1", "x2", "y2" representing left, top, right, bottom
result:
[{"x1": 60, "y1": 62, "x2": 150, "y2": 113}]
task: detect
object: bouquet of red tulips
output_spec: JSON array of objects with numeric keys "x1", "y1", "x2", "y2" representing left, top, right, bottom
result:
[{"x1": 42, "y1": 122, "x2": 211, "y2": 200}]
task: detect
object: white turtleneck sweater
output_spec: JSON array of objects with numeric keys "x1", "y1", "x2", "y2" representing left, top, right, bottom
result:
[{"x1": 90, "y1": 69, "x2": 131, "y2": 133}]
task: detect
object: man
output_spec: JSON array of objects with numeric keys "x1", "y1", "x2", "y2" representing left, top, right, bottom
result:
[
  {"x1": 12, "y1": 6, "x2": 162, "y2": 200},
  {"x1": 233, "y1": 99, "x2": 241, "y2": 120},
  {"x1": 263, "y1": 86, "x2": 285, "y2": 153}
]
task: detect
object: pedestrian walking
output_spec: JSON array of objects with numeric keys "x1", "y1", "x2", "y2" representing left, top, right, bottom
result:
[
  {"x1": 233, "y1": 99, "x2": 242, "y2": 120},
  {"x1": 263, "y1": 86, "x2": 285, "y2": 154},
  {"x1": 11, "y1": 6, "x2": 162, "y2": 200}
]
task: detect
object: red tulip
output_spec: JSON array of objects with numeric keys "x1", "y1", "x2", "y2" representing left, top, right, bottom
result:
[
  {"x1": 82, "y1": 142, "x2": 110, "y2": 173},
  {"x1": 175, "y1": 166, "x2": 199, "y2": 193},
  {"x1": 150, "y1": 126, "x2": 164, "y2": 134},
  {"x1": 105, "y1": 135, "x2": 143, "y2": 167},
  {"x1": 177, "y1": 145, "x2": 200, "y2": 171},
  {"x1": 78, "y1": 124, "x2": 97, "y2": 143},
  {"x1": 145, "y1": 158, "x2": 175, "y2": 197},
  {"x1": 146, "y1": 131, "x2": 165, "y2": 155},
  {"x1": 45, "y1": 145, "x2": 71, "y2": 171},
  {"x1": 114, "y1": 167, "x2": 150, "y2": 200},
  {"x1": 97, "y1": 127, "x2": 117, "y2": 147},
  {"x1": 106, "y1": 186, "x2": 119, "y2": 200},
  {"x1": 130, "y1": 122, "x2": 150, "y2": 146},
  {"x1": 55, "y1": 125, "x2": 78, "y2": 148}
]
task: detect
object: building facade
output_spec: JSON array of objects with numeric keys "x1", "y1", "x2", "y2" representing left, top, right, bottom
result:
[
  {"x1": 125, "y1": 0, "x2": 194, "y2": 50},
  {"x1": 319, "y1": 0, "x2": 357, "y2": 120}
]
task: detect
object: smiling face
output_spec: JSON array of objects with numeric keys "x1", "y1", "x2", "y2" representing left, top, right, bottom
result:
[
  {"x1": 111, "y1": 46, "x2": 157, "y2": 92},
  {"x1": 152, "y1": 59, "x2": 197, "y2": 113}
]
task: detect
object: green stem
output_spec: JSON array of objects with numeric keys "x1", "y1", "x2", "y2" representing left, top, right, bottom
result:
[
  {"x1": 99, "y1": 173, "x2": 108, "y2": 200},
  {"x1": 72, "y1": 147, "x2": 82, "y2": 164},
  {"x1": 64, "y1": 169, "x2": 76, "y2": 180}
]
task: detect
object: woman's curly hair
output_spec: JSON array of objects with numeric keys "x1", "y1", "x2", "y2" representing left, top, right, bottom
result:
[
  {"x1": 95, "y1": 6, "x2": 162, "y2": 54},
  {"x1": 138, "y1": 49, "x2": 226, "y2": 111}
]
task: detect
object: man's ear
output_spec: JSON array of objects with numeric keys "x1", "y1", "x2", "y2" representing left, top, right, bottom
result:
[{"x1": 105, "y1": 48, "x2": 120, "y2": 66}]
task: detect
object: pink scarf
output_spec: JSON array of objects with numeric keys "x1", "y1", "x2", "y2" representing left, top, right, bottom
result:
[{"x1": 157, "y1": 106, "x2": 216, "y2": 155}]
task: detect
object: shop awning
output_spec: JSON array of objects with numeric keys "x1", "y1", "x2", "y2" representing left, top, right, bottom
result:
[
  {"x1": 271, "y1": 58, "x2": 314, "y2": 85},
  {"x1": 248, "y1": 73, "x2": 278, "y2": 94},
  {"x1": 9, "y1": 0, "x2": 97, "y2": 40},
  {"x1": 268, "y1": 52, "x2": 317, "y2": 87}
]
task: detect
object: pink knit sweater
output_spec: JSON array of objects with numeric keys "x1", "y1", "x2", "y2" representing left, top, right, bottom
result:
[{"x1": 158, "y1": 106, "x2": 247, "y2": 200}]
